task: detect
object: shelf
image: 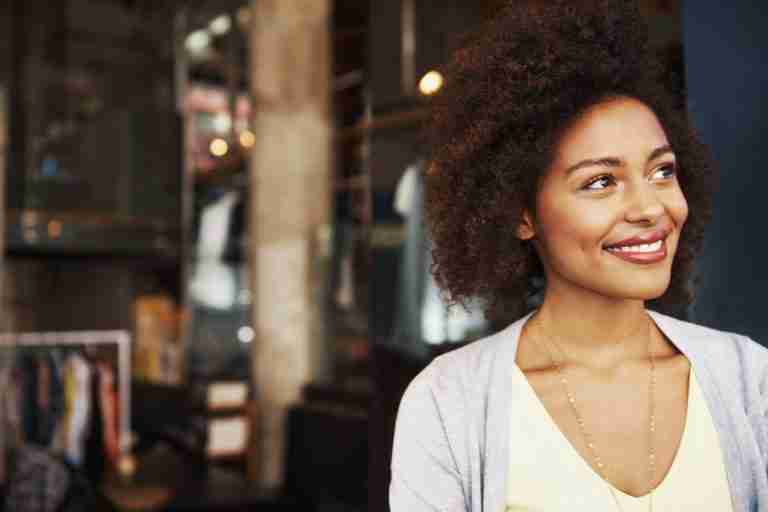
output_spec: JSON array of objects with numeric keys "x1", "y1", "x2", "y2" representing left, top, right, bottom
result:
[
  {"x1": 336, "y1": 107, "x2": 429, "y2": 142},
  {"x1": 5, "y1": 209, "x2": 181, "y2": 258}
]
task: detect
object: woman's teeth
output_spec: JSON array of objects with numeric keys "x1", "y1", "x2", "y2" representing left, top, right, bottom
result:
[{"x1": 606, "y1": 240, "x2": 663, "y2": 253}]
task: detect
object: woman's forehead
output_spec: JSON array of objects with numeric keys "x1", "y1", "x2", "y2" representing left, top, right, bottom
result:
[{"x1": 554, "y1": 97, "x2": 670, "y2": 165}]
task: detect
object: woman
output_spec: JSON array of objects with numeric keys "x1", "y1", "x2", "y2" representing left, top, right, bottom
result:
[{"x1": 389, "y1": 1, "x2": 768, "y2": 511}]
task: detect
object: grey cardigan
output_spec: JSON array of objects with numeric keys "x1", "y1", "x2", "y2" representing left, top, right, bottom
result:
[{"x1": 389, "y1": 309, "x2": 768, "y2": 511}]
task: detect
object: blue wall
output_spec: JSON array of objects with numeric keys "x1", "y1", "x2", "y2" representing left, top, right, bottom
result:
[{"x1": 683, "y1": 2, "x2": 768, "y2": 342}]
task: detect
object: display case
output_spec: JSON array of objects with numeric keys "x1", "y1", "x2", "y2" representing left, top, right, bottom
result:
[{"x1": 5, "y1": 0, "x2": 181, "y2": 255}]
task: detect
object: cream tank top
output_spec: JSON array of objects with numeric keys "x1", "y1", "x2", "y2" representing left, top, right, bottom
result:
[{"x1": 505, "y1": 364, "x2": 735, "y2": 511}]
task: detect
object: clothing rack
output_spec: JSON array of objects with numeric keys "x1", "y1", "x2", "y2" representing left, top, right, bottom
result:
[{"x1": 0, "y1": 330, "x2": 132, "y2": 460}]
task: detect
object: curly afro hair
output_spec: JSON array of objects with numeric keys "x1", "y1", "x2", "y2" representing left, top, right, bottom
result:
[{"x1": 425, "y1": 0, "x2": 716, "y2": 324}]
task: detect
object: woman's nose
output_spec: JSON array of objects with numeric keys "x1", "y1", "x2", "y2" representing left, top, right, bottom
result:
[{"x1": 625, "y1": 181, "x2": 664, "y2": 223}]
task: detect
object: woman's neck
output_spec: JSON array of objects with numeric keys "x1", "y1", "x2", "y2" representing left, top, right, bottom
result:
[{"x1": 525, "y1": 294, "x2": 655, "y2": 371}]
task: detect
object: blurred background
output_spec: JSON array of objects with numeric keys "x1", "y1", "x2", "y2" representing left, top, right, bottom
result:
[{"x1": 0, "y1": 0, "x2": 766, "y2": 511}]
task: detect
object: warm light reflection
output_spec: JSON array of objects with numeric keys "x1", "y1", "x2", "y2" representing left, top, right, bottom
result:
[
  {"x1": 236, "y1": 7, "x2": 251, "y2": 28},
  {"x1": 419, "y1": 70, "x2": 444, "y2": 96},
  {"x1": 239, "y1": 130, "x2": 255, "y2": 148},
  {"x1": 210, "y1": 138, "x2": 229, "y2": 157},
  {"x1": 48, "y1": 220, "x2": 63, "y2": 239}
]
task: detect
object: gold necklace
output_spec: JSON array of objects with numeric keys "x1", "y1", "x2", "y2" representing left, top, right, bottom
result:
[{"x1": 535, "y1": 321, "x2": 656, "y2": 512}]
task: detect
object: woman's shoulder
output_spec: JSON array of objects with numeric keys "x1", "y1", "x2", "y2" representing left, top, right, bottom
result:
[
  {"x1": 392, "y1": 326, "x2": 517, "y2": 495},
  {"x1": 397, "y1": 322, "x2": 522, "y2": 426},
  {"x1": 412, "y1": 324, "x2": 514, "y2": 390},
  {"x1": 650, "y1": 310, "x2": 768, "y2": 410},
  {"x1": 649, "y1": 309, "x2": 768, "y2": 362}
]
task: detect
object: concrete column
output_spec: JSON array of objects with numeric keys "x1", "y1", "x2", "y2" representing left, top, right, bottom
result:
[{"x1": 247, "y1": 0, "x2": 332, "y2": 488}]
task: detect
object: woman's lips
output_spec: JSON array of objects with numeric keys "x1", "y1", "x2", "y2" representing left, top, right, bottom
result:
[{"x1": 604, "y1": 239, "x2": 667, "y2": 264}]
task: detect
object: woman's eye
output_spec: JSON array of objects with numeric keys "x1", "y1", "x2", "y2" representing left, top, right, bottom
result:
[
  {"x1": 583, "y1": 175, "x2": 615, "y2": 190},
  {"x1": 652, "y1": 163, "x2": 677, "y2": 180},
  {"x1": 582, "y1": 165, "x2": 676, "y2": 191}
]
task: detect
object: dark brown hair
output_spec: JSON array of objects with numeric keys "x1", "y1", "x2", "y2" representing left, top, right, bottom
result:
[{"x1": 425, "y1": 0, "x2": 716, "y2": 324}]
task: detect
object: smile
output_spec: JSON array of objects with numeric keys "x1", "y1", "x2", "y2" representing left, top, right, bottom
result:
[
  {"x1": 606, "y1": 240, "x2": 662, "y2": 253},
  {"x1": 604, "y1": 239, "x2": 667, "y2": 264}
]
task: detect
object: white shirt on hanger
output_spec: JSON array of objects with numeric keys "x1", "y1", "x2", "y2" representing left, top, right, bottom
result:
[{"x1": 190, "y1": 191, "x2": 239, "y2": 310}]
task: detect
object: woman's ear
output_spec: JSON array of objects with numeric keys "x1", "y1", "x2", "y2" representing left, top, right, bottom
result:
[{"x1": 516, "y1": 209, "x2": 536, "y2": 241}]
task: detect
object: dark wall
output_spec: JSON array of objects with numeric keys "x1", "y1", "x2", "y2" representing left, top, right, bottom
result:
[
  {"x1": 368, "y1": 0, "x2": 487, "y2": 192},
  {"x1": 682, "y1": 2, "x2": 768, "y2": 342}
]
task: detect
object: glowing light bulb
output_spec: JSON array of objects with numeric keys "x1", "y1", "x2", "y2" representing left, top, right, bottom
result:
[
  {"x1": 419, "y1": 70, "x2": 444, "y2": 96},
  {"x1": 210, "y1": 138, "x2": 229, "y2": 157},
  {"x1": 239, "y1": 130, "x2": 255, "y2": 148},
  {"x1": 238, "y1": 326, "x2": 254, "y2": 343}
]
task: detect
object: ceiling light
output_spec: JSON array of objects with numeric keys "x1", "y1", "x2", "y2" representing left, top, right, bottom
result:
[
  {"x1": 239, "y1": 130, "x2": 255, "y2": 148},
  {"x1": 419, "y1": 70, "x2": 444, "y2": 96},
  {"x1": 238, "y1": 326, "x2": 254, "y2": 344},
  {"x1": 210, "y1": 138, "x2": 229, "y2": 157}
]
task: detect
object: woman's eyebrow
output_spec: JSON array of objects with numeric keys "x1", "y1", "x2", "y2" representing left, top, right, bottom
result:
[{"x1": 564, "y1": 144, "x2": 675, "y2": 176}]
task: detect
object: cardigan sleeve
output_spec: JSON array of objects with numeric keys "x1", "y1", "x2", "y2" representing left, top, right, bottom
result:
[
  {"x1": 389, "y1": 367, "x2": 468, "y2": 512},
  {"x1": 744, "y1": 336, "x2": 768, "y2": 466}
]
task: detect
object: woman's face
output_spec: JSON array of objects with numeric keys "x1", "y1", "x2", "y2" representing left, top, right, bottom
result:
[{"x1": 517, "y1": 96, "x2": 689, "y2": 303}]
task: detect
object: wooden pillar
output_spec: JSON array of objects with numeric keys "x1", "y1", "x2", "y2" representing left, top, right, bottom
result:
[{"x1": 247, "y1": 0, "x2": 332, "y2": 488}]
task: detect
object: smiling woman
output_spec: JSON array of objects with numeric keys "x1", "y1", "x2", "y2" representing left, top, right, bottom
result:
[{"x1": 389, "y1": 1, "x2": 768, "y2": 511}]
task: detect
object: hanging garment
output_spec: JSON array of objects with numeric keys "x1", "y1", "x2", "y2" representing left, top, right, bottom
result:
[
  {"x1": 329, "y1": 187, "x2": 359, "y2": 312},
  {"x1": 420, "y1": 275, "x2": 487, "y2": 344},
  {"x1": 190, "y1": 191, "x2": 240, "y2": 310},
  {"x1": 3, "y1": 445, "x2": 71, "y2": 512},
  {"x1": 63, "y1": 354, "x2": 91, "y2": 467},
  {"x1": 36, "y1": 356, "x2": 61, "y2": 447},
  {"x1": 393, "y1": 162, "x2": 488, "y2": 351},
  {"x1": 3, "y1": 444, "x2": 114, "y2": 512},
  {"x1": 83, "y1": 365, "x2": 103, "y2": 482},
  {"x1": 10, "y1": 349, "x2": 120, "y2": 473},
  {"x1": 4, "y1": 367, "x2": 22, "y2": 454},
  {"x1": 0, "y1": 364, "x2": 13, "y2": 485},
  {"x1": 97, "y1": 363, "x2": 120, "y2": 469},
  {"x1": 336, "y1": 248, "x2": 355, "y2": 310},
  {"x1": 47, "y1": 351, "x2": 66, "y2": 451},
  {"x1": 18, "y1": 354, "x2": 39, "y2": 443},
  {"x1": 392, "y1": 162, "x2": 429, "y2": 357},
  {"x1": 51, "y1": 363, "x2": 72, "y2": 457}
]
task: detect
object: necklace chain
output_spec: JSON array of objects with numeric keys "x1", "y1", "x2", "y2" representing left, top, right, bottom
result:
[{"x1": 534, "y1": 320, "x2": 656, "y2": 512}]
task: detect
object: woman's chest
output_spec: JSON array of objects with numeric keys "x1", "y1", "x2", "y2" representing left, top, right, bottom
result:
[{"x1": 519, "y1": 354, "x2": 691, "y2": 498}]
